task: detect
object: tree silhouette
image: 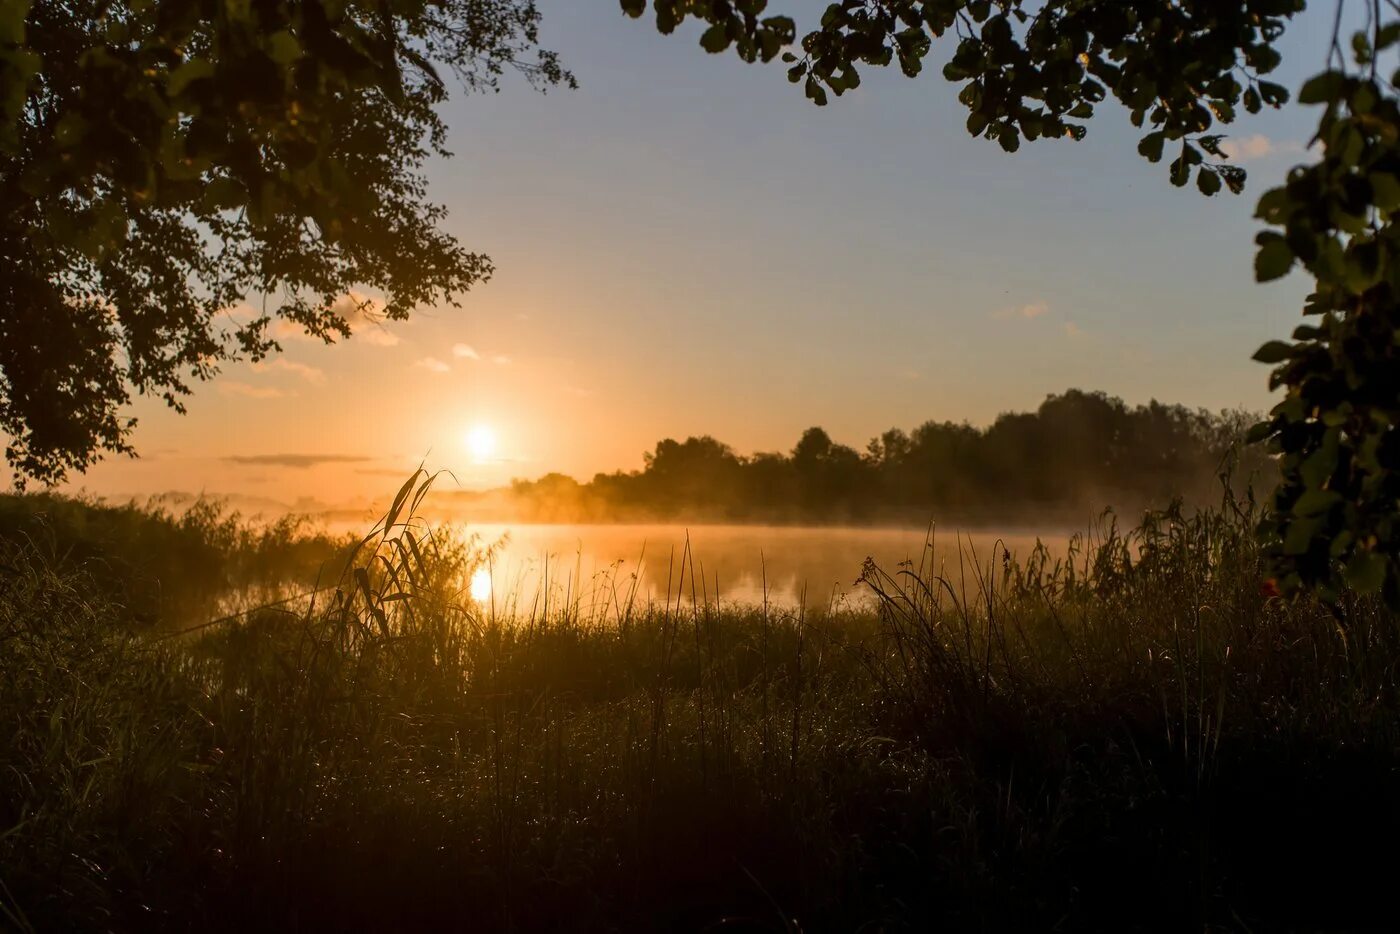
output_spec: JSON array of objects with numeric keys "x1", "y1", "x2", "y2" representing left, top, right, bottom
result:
[{"x1": 509, "y1": 390, "x2": 1266, "y2": 525}]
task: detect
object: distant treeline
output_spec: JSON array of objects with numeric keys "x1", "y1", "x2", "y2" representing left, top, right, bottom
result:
[{"x1": 502, "y1": 390, "x2": 1274, "y2": 525}]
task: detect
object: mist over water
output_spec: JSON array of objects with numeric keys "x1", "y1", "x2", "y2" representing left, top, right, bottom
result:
[{"x1": 449, "y1": 522, "x2": 1073, "y2": 610}]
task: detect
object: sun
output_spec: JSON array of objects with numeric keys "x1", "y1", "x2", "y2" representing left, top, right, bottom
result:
[{"x1": 464, "y1": 424, "x2": 496, "y2": 463}]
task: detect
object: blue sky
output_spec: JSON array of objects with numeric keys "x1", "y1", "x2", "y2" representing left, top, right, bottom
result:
[{"x1": 69, "y1": 1, "x2": 1337, "y2": 503}]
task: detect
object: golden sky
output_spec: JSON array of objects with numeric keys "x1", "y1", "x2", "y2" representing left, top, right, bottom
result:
[{"x1": 54, "y1": 1, "x2": 1325, "y2": 509}]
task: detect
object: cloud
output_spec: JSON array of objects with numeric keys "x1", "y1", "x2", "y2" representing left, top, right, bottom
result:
[
  {"x1": 251, "y1": 358, "x2": 325, "y2": 385},
  {"x1": 415, "y1": 357, "x2": 451, "y2": 374},
  {"x1": 263, "y1": 292, "x2": 394, "y2": 343},
  {"x1": 220, "y1": 381, "x2": 285, "y2": 399},
  {"x1": 994, "y1": 301, "x2": 1050, "y2": 321},
  {"x1": 491, "y1": 354, "x2": 512, "y2": 365},
  {"x1": 452, "y1": 343, "x2": 480, "y2": 360},
  {"x1": 331, "y1": 291, "x2": 384, "y2": 329},
  {"x1": 268, "y1": 319, "x2": 313, "y2": 342},
  {"x1": 224, "y1": 453, "x2": 373, "y2": 468},
  {"x1": 1063, "y1": 321, "x2": 1082, "y2": 338},
  {"x1": 359, "y1": 327, "x2": 400, "y2": 347},
  {"x1": 1220, "y1": 134, "x2": 1304, "y2": 162}
]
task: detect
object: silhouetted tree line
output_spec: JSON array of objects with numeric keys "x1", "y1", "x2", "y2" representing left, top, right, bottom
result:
[{"x1": 507, "y1": 390, "x2": 1273, "y2": 525}]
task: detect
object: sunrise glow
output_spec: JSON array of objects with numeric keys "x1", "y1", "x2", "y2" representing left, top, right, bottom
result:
[{"x1": 464, "y1": 425, "x2": 497, "y2": 463}]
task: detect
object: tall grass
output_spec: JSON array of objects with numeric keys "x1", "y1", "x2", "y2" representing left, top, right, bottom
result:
[
  {"x1": 2, "y1": 477, "x2": 1398, "y2": 931},
  {"x1": 0, "y1": 492, "x2": 354, "y2": 625}
]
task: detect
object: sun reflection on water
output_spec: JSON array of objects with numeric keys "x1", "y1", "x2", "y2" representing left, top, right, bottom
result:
[{"x1": 469, "y1": 566, "x2": 492, "y2": 603}]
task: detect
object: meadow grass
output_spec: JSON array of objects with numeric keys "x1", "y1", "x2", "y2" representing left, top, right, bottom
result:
[{"x1": 2, "y1": 477, "x2": 1399, "y2": 931}]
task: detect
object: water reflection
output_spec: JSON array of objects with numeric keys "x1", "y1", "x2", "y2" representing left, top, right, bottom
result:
[
  {"x1": 455, "y1": 523, "x2": 1071, "y2": 610},
  {"x1": 468, "y1": 566, "x2": 493, "y2": 604}
]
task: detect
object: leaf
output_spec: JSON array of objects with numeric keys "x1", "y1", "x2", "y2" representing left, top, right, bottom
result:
[
  {"x1": 1282, "y1": 516, "x2": 1320, "y2": 555},
  {"x1": 0, "y1": 0, "x2": 33, "y2": 44},
  {"x1": 1298, "y1": 71, "x2": 1345, "y2": 105},
  {"x1": 1245, "y1": 420, "x2": 1274, "y2": 444},
  {"x1": 1346, "y1": 551, "x2": 1387, "y2": 594},
  {"x1": 1300, "y1": 434, "x2": 1340, "y2": 489},
  {"x1": 1254, "y1": 240, "x2": 1294, "y2": 282},
  {"x1": 167, "y1": 58, "x2": 214, "y2": 97},
  {"x1": 1251, "y1": 340, "x2": 1294, "y2": 364},
  {"x1": 1169, "y1": 154, "x2": 1190, "y2": 187},
  {"x1": 1137, "y1": 131, "x2": 1165, "y2": 163},
  {"x1": 267, "y1": 30, "x2": 300, "y2": 66},
  {"x1": 1196, "y1": 168, "x2": 1221, "y2": 196},
  {"x1": 700, "y1": 24, "x2": 730, "y2": 54},
  {"x1": 1257, "y1": 81, "x2": 1289, "y2": 107},
  {"x1": 200, "y1": 176, "x2": 243, "y2": 212},
  {"x1": 1370, "y1": 172, "x2": 1400, "y2": 211},
  {"x1": 1292, "y1": 488, "x2": 1340, "y2": 516}
]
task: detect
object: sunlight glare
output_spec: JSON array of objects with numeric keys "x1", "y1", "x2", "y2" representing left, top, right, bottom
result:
[
  {"x1": 469, "y1": 566, "x2": 492, "y2": 603},
  {"x1": 465, "y1": 424, "x2": 497, "y2": 463}
]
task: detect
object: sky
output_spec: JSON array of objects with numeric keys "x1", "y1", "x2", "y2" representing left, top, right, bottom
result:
[{"x1": 61, "y1": 1, "x2": 1338, "y2": 507}]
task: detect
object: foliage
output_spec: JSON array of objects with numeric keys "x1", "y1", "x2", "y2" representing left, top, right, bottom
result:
[
  {"x1": 0, "y1": 0, "x2": 570, "y2": 484},
  {"x1": 630, "y1": 0, "x2": 1302, "y2": 193},
  {"x1": 3, "y1": 481, "x2": 1400, "y2": 929},
  {"x1": 1248, "y1": 22, "x2": 1400, "y2": 604},
  {"x1": 507, "y1": 389, "x2": 1268, "y2": 523}
]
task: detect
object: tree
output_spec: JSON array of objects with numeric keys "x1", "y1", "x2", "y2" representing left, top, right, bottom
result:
[
  {"x1": 630, "y1": 0, "x2": 1400, "y2": 604},
  {"x1": 502, "y1": 390, "x2": 1252, "y2": 523},
  {"x1": 0, "y1": 0, "x2": 571, "y2": 483}
]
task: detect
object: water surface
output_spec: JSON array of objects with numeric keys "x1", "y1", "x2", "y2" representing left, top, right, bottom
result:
[{"x1": 450, "y1": 523, "x2": 1072, "y2": 612}]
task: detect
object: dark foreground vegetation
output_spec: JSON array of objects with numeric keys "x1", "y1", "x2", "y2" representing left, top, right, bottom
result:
[
  {"x1": 3, "y1": 482, "x2": 1399, "y2": 932},
  {"x1": 502, "y1": 390, "x2": 1269, "y2": 525}
]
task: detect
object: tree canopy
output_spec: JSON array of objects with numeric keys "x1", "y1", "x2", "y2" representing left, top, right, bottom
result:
[{"x1": 0, "y1": 0, "x2": 569, "y2": 483}]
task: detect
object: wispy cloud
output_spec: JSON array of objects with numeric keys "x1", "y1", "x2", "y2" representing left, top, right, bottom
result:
[
  {"x1": 251, "y1": 358, "x2": 325, "y2": 385},
  {"x1": 262, "y1": 292, "x2": 397, "y2": 344},
  {"x1": 220, "y1": 381, "x2": 285, "y2": 399},
  {"x1": 359, "y1": 327, "x2": 400, "y2": 347},
  {"x1": 415, "y1": 357, "x2": 451, "y2": 374},
  {"x1": 994, "y1": 301, "x2": 1050, "y2": 321},
  {"x1": 492, "y1": 354, "x2": 512, "y2": 366},
  {"x1": 1063, "y1": 321, "x2": 1083, "y2": 339},
  {"x1": 1220, "y1": 134, "x2": 1304, "y2": 162},
  {"x1": 331, "y1": 291, "x2": 384, "y2": 329},
  {"x1": 452, "y1": 343, "x2": 480, "y2": 360},
  {"x1": 224, "y1": 453, "x2": 373, "y2": 468}
]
